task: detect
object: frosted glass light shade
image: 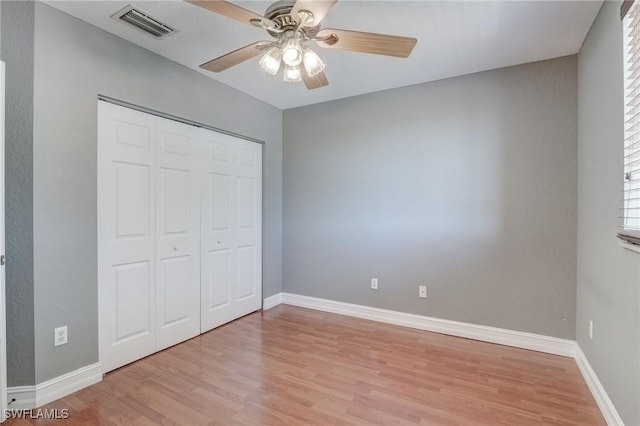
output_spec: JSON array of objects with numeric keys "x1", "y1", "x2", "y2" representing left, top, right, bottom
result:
[
  {"x1": 259, "y1": 48, "x2": 282, "y2": 75},
  {"x1": 303, "y1": 48, "x2": 325, "y2": 77},
  {"x1": 282, "y1": 38, "x2": 303, "y2": 66},
  {"x1": 283, "y1": 65, "x2": 302, "y2": 82}
]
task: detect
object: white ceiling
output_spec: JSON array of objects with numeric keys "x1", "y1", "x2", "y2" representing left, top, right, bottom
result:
[{"x1": 45, "y1": 0, "x2": 603, "y2": 110}]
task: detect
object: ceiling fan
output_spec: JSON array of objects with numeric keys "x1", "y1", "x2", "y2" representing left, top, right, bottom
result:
[{"x1": 186, "y1": 0, "x2": 418, "y2": 90}]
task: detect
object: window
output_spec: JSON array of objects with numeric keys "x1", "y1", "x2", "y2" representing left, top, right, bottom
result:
[{"x1": 623, "y1": 1, "x2": 640, "y2": 232}]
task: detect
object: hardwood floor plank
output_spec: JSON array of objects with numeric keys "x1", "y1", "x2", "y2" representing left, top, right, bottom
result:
[{"x1": 4, "y1": 305, "x2": 605, "y2": 425}]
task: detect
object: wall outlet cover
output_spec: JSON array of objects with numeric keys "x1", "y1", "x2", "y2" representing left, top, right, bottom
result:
[
  {"x1": 419, "y1": 286, "x2": 427, "y2": 298},
  {"x1": 54, "y1": 326, "x2": 68, "y2": 347}
]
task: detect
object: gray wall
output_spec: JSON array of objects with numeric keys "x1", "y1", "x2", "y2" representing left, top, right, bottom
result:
[
  {"x1": 284, "y1": 56, "x2": 578, "y2": 339},
  {"x1": 30, "y1": 3, "x2": 282, "y2": 383},
  {"x1": 577, "y1": 2, "x2": 640, "y2": 424},
  {"x1": 1, "y1": 1, "x2": 36, "y2": 387}
]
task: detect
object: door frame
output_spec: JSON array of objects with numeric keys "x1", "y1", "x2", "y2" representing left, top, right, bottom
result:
[{"x1": 1, "y1": 61, "x2": 8, "y2": 421}]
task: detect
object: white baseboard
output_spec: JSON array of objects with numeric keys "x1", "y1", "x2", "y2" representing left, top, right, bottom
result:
[
  {"x1": 574, "y1": 345, "x2": 624, "y2": 426},
  {"x1": 279, "y1": 292, "x2": 576, "y2": 357},
  {"x1": 6, "y1": 386, "x2": 36, "y2": 410},
  {"x1": 7, "y1": 363, "x2": 102, "y2": 410},
  {"x1": 262, "y1": 293, "x2": 283, "y2": 311}
]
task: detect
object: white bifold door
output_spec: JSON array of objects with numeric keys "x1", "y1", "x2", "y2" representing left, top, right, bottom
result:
[
  {"x1": 201, "y1": 133, "x2": 262, "y2": 332},
  {"x1": 98, "y1": 101, "x2": 262, "y2": 373},
  {"x1": 155, "y1": 118, "x2": 202, "y2": 350}
]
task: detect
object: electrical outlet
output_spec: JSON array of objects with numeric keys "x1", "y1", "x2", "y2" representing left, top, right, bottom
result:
[
  {"x1": 371, "y1": 278, "x2": 378, "y2": 290},
  {"x1": 589, "y1": 320, "x2": 594, "y2": 340},
  {"x1": 54, "y1": 326, "x2": 68, "y2": 347},
  {"x1": 419, "y1": 285, "x2": 427, "y2": 298}
]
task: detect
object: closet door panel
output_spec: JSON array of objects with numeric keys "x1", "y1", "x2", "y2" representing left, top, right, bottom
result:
[
  {"x1": 205, "y1": 172, "x2": 233, "y2": 313},
  {"x1": 113, "y1": 261, "x2": 152, "y2": 342},
  {"x1": 201, "y1": 132, "x2": 262, "y2": 332},
  {"x1": 98, "y1": 102, "x2": 157, "y2": 373},
  {"x1": 206, "y1": 249, "x2": 232, "y2": 309},
  {"x1": 155, "y1": 121, "x2": 201, "y2": 350},
  {"x1": 232, "y1": 139, "x2": 262, "y2": 317},
  {"x1": 158, "y1": 256, "x2": 191, "y2": 325},
  {"x1": 201, "y1": 135, "x2": 238, "y2": 331},
  {"x1": 237, "y1": 246, "x2": 257, "y2": 300},
  {"x1": 110, "y1": 162, "x2": 152, "y2": 264}
]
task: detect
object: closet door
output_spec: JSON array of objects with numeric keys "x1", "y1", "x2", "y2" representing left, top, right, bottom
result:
[
  {"x1": 99, "y1": 101, "x2": 263, "y2": 371},
  {"x1": 98, "y1": 102, "x2": 158, "y2": 372},
  {"x1": 155, "y1": 120, "x2": 201, "y2": 350},
  {"x1": 201, "y1": 131, "x2": 262, "y2": 332}
]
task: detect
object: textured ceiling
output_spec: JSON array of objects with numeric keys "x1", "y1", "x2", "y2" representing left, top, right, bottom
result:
[{"x1": 46, "y1": 0, "x2": 603, "y2": 109}]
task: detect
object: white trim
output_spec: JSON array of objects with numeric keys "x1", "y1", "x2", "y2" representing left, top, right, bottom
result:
[
  {"x1": 280, "y1": 293, "x2": 576, "y2": 357},
  {"x1": 262, "y1": 293, "x2": 283, "y2": 311},
  {"x1": 7, "y1": 363, "x2": 102, "y2": 410},
  {"x1": 574, "y1": 345, "x2": 624, "y2": 426},
  {"x1": 6, "y1": 386, "x2": 35, "y2": 411},
  {"x1": 0, "y1": 61, "x2": 7, "y2": 422},
  {"x1": 35, "y1": 362, "x2": 102, "y2": 408},
  {"x1": 618, "y1": 239, "x2": 640, "y2": 255}
]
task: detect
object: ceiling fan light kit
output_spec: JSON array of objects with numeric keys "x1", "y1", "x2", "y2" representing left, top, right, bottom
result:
[
  {"x1": 259, "y1": 33, "x2": 326, "y2": 82},
  {"x1": 302, "y1": 47, "x2": 325, "y2": 77},
  {"x1": 259, "y1": 47, "x2": 282, "y2": 75},
  {"x1": 284, "y1": 64, "x2": 303, "y2": 82},
  {"x1": 187, "y1": 0, "x2": 417, "y2": 90},
  {"x1": 282, "y1": 36, "x2": 304, "y2": 66}
]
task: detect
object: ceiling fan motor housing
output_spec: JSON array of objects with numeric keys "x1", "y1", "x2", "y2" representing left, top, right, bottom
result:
[{"x1": 265, "y1": 0, "x2": 320, "y2": 38}]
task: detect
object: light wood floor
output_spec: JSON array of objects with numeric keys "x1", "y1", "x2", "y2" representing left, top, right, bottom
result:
[{"x1": 6, "y1": 305, "x2": 604, "y2": 425}]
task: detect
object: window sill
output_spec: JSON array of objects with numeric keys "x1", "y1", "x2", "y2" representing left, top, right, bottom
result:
[{"x1": 618, "y1": 239, "x2": 640, "y2": 254}]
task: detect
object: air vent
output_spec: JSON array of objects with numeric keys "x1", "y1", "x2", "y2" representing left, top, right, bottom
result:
[{"x1": 112, "y1": 5, "x2": 176, "y2": 39}]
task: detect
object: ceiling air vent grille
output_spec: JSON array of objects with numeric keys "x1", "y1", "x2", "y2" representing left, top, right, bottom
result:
[{"x1": 112, "y1": 5, "x2": 176, "y2": 39}]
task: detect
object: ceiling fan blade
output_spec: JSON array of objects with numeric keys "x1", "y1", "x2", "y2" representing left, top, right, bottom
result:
[
  {"x1": 291, "y1": 0, "x2": 337, "y2": 26},
  {"x1": 186, "y1": 1, "x2": 278, "y2": 30},
  {"x1": 200, "y1": 41, "x2": 272, "y2": 73},
  {"x1": 302, "y1": 70, "x2": 329, "y2": 90},
  {"x1": 315, "y1": 28, "x2": 417, "y2": 58}
]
